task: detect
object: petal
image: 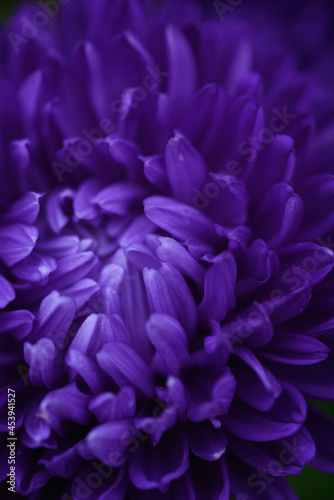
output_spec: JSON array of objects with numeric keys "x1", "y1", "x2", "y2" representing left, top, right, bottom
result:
[
  {"x1": 144, "y1": 263, "x2": 198, "y2": 337},
  {"x1": 236, "y1": 239, "x2": 279, "y2": 297},
  {"x1": 185, "y1": 421, "x2": 227, "y2": 461},
  {"x1": 166, "y1": 25, "x2": 197, "y2": 101},
  {"x1": 62, "y1": 278, "x2": 100, "y2": 309},
  {"x1": 48, "y1": 251, "x2": 100, "y2": 290},
  {"x1": 0, "y1": 274, "x2": 15, "y2": 308},
  {"x1": 65, "y1": 349, "x2": 105, "y2": 394},
  {"x1": 147, "y1": 313, "x2": 190, "y2": 376},
  {"x1": 253, "y1": 183, "x2": 304, "y2": 249},
  {"x1": 93, "y1": 182, "x2": 146, "y2": 215},
  {"x1": 12, "y1": 252, "x2": 57, "y2": 283},
  {"x1": 185, "y1": 365, "x2": 236, "y2": 422},
  {"x1": 143, "y1": 154, "x2": 169, "y2": 192},
  {"x1": 268, "y1": 354, "x2": 334, "y2": 399},
  {"x1": 129, "y1": 429, "x2": 189, "y2": 491},
  {"x1": 39, "y1": 383, "x2": 91, "y2": 433},
  {"x1": 39, "y1": 443, "x2": 82, "y2": 478},
  {"x1": 221, "y1": 383, "x2": 306, "y2": 441},
  {"x1": 228, "y1": 454, "x2": 299, "y2": 500},
  {"x1": 0, "y1": 223, "x2": 38, "y2": 266},
  {"x1": 228, "y1": 426, "x2": 315, "y2": 476},
  {"x1": 46, "y1": 189, "x2": 74, "y2": 234},
  {"x1": 37, "y1": 235, "x2": 80, "y2": 259},
  {"x1": 69, "y1": 313, "x2": 112, "y2": 357},
  {"x1": 205, "y1": 173, "x2": 249, "y2": 226},
  {"x1": 199, "y1": 251, "x2": 237, "y2": 325},
  {"x1": 262, "y1": 268, "x2": 312, "y2": 325},
  {"x1": 246, "y1": 135, "x2": 295, "y2": 202},
  {"x1": 144, "y1": 195, "x2": 217, "y2": 244},
  {"x1": 258, "y1": 333, "x2": 330, "y2": 365},
  {"x1": 24, "y1": 338, "x2": 64, "y2": 389},
  {"x1": 134, "y1": 405, "x2": 178, "y2": 446},
  {"x1": 0, "y1": 309, "x2": 34, "y2": 342},
  {"x1": 79, "y1": 420, "x2": 133, "y2": 467},
  {"x1": 185, "y1": 83, "x2": 226, "y2": 157},
  {"x1": 279, "y1": 242, "x2": 334, "y2": 286},
  {"x1": 89, "y1": 387, "x2": 136, "y2": 423},
  {"x1": 73, "y1": 179, "x2": 102, "y2": 220},
  {"x1": 223, "y1": 301, "x2": 274, "y2": 349},
  {"x1": 165, "y1": 132, "x2": 207, "y2": 204},
  {"x1": 97, "y1": 341, "x2": 155, "y2": 399},
  {"x1": 154, "y1": 236, "x2": 205, "y2": 287},
  {"x1": 2, "y1": 191, "x2": 41, "y2": 225},
  {"x1": 30, "y1": 291, "x2": 76, "y2": 343},
  {"x1": 231, "y1": 346, "x2": 282, "y2": 411}
]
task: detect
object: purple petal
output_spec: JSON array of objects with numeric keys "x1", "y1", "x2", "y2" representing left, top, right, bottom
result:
[
  {"x1": 2, "y1": 192, "x2": 42, "y2": 225},
  {"x1": 73, "y1": 179, "x2": 102, "y2": 220},
  {"x1": 39, "y1": 383, "x2": 91, "y2": 433},
  {"x1": 79, "y1": 420, "x2": 133, "y2": 467},
  {"x1": 166, "y1": 25, "x2": 196, "y2": 101},
  {"x1": 185, "y1": 365, "x2": 236, "y2": 422},
  {"x1": 39, "y1": 443, "x2": 82, "y2": 479},
  {"x1": 0, "y1": 274, "x2": 15, "y2": 308},
  {"x1": 144, "y1": 263, "x2": 198, "y2": 337},
  {"x1": 62, "y1": 278, "x2": 100, "y2": 309},
  {"x1": 231, "y1": 346, "x2": 282, "y2": 411},
  {"x1": 142, "y1": 154, "x2": 168, "y2": 191},
  {"x1": 48, "y1": 251, "x2": 100, "y2": 290},
  {"x1": 165, "y1": 132, "x2": 207, "y2": 204},
  {"x1": 279, "y1": 242, "x2": 334, "y2": 286},
  {"x1": 199, "y1": 251, "x2": 237, "y2": 325},
  {"x1": 24, "y1": 338, "x2": 64, "y2": 389},
  {"x1": 97, "y1": 341, "x2": 155, "y2": 398},
  {"x1": 69, "y1": 313, "x2": 112, "y2": 357},
  {"x1": 185, "y1": 421, "x2": 227, "y2": 461},
  {"x1": 205, "y1": 173, "x2": 249, "y2": 226},
  {"x1": 93, "y1": 182, "x2": 146, "y2": 215},
  {"x1": 154, "y1": 236, "x2": 205, "y2": 287},
  {"x1": 246, "y1": 135, "x2": 295, "y2": 202},
  {"x1": 0, "y1": 223, "x2": 38, "y2": 266},
  {"x1": 0, "y1": 309, "x2": 34, "y2": 342},
  {"x1": 65, "y1": 349, "x2": 105, "y2": 394},
  {"x1": 37, "y1": 235, "x2": 80, "y2": 259},
  {"x1": 12, "y1": 252, "x2": 57, "y2": 283},
  {"x1": 223, "y1": 301, "x2": 274, "y2": 349},
  {"x1": 147, "y1": 313, "x2": 190, "y2": 376},
  {"x1": 89, "y1": 387, "x2": 136, "y2": 423},
  {"x1": 46, "y1": 189, "x2": 74, "y2": 234},
  {"x1": 129, "y1": 429, "x2": 189, "y2": 491},
  {"x1": 258, "y1": 333, "x2": 330, "y2": 365},
  {"x1": 253, "y1": 183, "x2": 304, "y2": 249},
  {"x1": 221, "y1": 383, "x2": 306, "y2": 441},
  {"x1": 144, "y1": 195, "x2": 217, "y2": 244},
  {"x1": 30, "y1": 291, "x2": 76, "y2": 343}
]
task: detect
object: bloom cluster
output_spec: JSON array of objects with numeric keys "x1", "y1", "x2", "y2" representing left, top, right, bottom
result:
[{"x1": 1, "y1": 0, "x2": 334, "y2": 499}]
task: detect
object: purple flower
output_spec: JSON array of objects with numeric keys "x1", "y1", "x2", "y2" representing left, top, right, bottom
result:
[{"x1": 1, "y1": 0, "x2": 334, "y2": 498}]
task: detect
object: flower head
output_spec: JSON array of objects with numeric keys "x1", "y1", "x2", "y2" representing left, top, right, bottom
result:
[{"x1": 1, "y1": 0, "x2": 334, "y2": 498}]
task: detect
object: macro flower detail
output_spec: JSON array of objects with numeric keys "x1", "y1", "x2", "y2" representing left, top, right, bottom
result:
[{"x1": 1, "y1": 0, "x2": 334, "y2": 499}]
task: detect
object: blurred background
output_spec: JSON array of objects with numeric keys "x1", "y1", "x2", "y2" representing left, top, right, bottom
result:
[{"x1": 1, "y1": 0, "x2": 334, "y2": 498}]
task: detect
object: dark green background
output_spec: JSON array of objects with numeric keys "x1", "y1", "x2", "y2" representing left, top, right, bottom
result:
[{"x1": 1, "y1": 0, "x2": 334, "y2": 498}]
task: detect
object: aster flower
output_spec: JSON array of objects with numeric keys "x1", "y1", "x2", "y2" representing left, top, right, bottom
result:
[{"x1": 1, "y1": 0, "x2": 334, "y2": 499}]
